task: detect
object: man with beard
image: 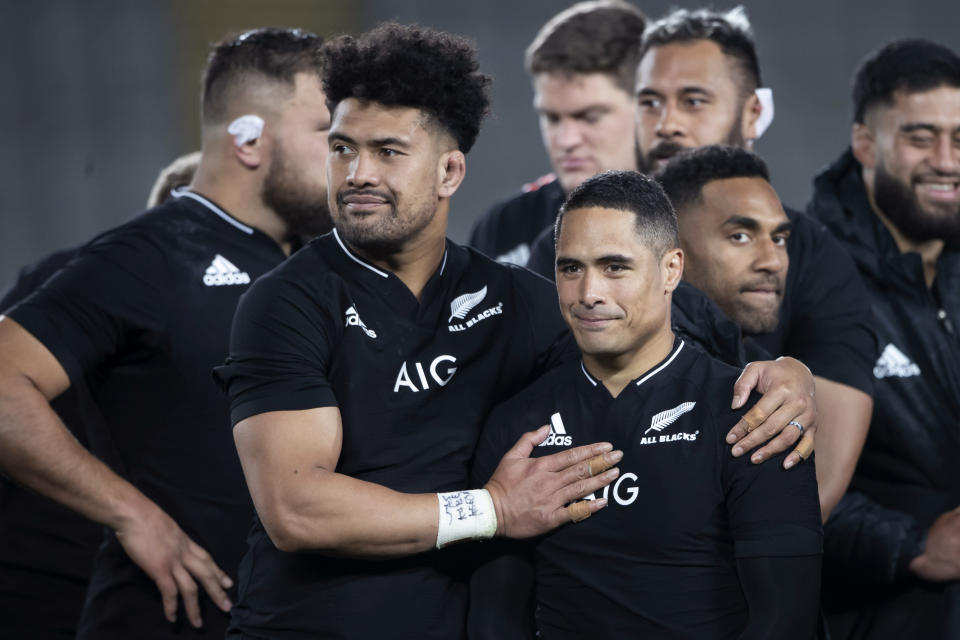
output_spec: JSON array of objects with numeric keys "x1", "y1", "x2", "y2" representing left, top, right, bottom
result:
[
  {"x1": 806, "y1": 39, "x2": 960, "y2": 639},
  {"x1": 0, "y1": 27, "x2": 333, "y2": 639},
  {"x1": 469, "y1": 1, "x2": 646, "y2": 266},
  {"x1": 526, "y1": 7, "x2": 874, "y2": 496},
  {"x1": 215, "y1": 23, "x2": 816, "y2": 639}
]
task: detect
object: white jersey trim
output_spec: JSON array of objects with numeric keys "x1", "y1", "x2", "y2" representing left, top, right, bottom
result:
[
  {"x1": 171, "y1": 188, "x2": 254, "y2": 235},
  {"x1": 635, "y1": 340, "x2": 685, "y2": 387},
  {"x1": 580, "y1": 361, "x2": 598, "y2": 387},
  {"x1": 333, "y1": 229, "x2": 389, "y2": 279}
]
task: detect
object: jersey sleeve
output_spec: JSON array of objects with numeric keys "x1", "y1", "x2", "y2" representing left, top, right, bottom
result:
[
  {"x1": 524, "y1": 225, "x2": 556, "y2": 281},
  {"x1": 215, "y1": 271, "x2": 338, "y2": 425},
  {"x1": 720, "y1": 394, "x2": 823, "y2": 558},
  {"x1": 4, "y1": 227, "x2": 170, "y2": 384},
  {"x1": 778, "y1": 212, "x2": 877, "y2": 396}
]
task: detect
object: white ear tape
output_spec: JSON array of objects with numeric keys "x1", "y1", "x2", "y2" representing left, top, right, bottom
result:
[
  {"x1": 227, "y1": 115, "x2": 264, "y2": 146},
  {"x1": 754, "y1": 88, "x2": 775, "y2": 139}
]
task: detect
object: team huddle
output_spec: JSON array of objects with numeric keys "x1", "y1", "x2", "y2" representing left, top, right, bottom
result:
[{"x1": 0, "y1": 2, "x2": 958, "y2": 639}]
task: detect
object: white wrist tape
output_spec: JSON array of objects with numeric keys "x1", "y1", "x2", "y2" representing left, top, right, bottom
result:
[{"x1": 435, "y1": 489, "x2": 497, "y2": 549}]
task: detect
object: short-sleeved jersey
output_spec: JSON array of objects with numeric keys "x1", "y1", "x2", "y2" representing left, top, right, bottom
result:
[
  {"x1": 5, "y1": 190, "x2": 287, "y2": 639},
  {"x1": 473, "y1": 338, "x2": 823, "y2": 640},
  {"x1": 215, "y1": 230, "x2": 573, "y2": 639}
]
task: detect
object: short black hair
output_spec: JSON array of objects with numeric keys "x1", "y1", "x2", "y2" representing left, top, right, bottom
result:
[
  {"x1": 321, "y1": 22, "x2": 491, "y2": 153},
  {"x1": 526, "y1": 1, "x2": 646, "y2": 94},
  {"x1": 202, "y1": 28, "x2": 324, "y2": 124},
  {"x1": 556, "y1": 170, "x2": 678, "y2": 256},
  {"x1": 657, "y1": 145, "x2": 769, "y2": 213},
  {"x1": 641, "y1": 6, "x2": 761, "y2": 98},
  {"x1": 852, "y1": 38, "x2": 960, "y2": 123}
]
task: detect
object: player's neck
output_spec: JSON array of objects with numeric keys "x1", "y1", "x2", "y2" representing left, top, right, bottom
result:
[
  {"x1": 351, "y1": 204, "x2": 450, "y2": 301},
  {"x1": 190, "y1": 166, "x2": 295, "y2": 256},
  {"x1": 867, "y1": 186, "x2": 944, "y2": 288},
  {"x1": 583, "y1": 328, "x2": 676, "y2": 398}
]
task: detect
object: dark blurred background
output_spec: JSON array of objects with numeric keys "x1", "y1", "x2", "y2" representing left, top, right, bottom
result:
[{"x1": 2, "y1": 0, "x2": 957, "y2": 290}]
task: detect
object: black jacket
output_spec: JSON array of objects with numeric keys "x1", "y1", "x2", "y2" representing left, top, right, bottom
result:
[{"x1": 808, "y1": 149, "x2": 960, "y2": 606}]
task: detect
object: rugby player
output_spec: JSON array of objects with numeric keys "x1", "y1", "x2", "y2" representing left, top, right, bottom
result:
[
  {"x1": 215, "y1": 22, "x2": 818, "y2": 638},
  {"x1": 471, "y1": 170, "x2": 823, "y2": 639},
  {"x1": 0, "y1": 28, "x2": 333, "y2": 638},
  {"x1": 658, "y1": 145, "x2": 866, "y2": 519}
]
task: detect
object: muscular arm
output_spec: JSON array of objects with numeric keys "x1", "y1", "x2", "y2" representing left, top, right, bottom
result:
[
  {"x1": 736, "y1": 555, "x2": 821, "y2": 640},
  {"x1": 0, "y1": 316, "x2": 232, "y2": 627},
  {"x1": 234, "y1": 409, "x2": 621, "y2": 555},
  {"x1": 812, "y1": 376, "x2": 871, "y2": 521}
]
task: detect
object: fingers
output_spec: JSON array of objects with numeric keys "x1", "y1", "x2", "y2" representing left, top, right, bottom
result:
[
  {"x1": 793, "y1": 434, "x2": 815, "y2": 460},
  {"x1": 733, "y1": 403, "x2": 803, "y2": 462},
  {"x1": 171, "y1": 563, "x2": 202, "y2": 628},
  {"x1": 155, "y1": 572, "x2": 179, "y2": 624},
  {"x1": 555, "y1": 466, "x2": 620, "y2": 506},
  {"x1": 505, "y1": 425, "x2": 550, "y2": 459},
  {"x1": 540, "y1": 441, "x2": 615, "y2": 473},
  {"x1": 731, "y1": 362, "x2": 760, "y2": 409},
  {"x1": 566, "y1": 499, "x2": 599, "y2": 523},
  {"x1": 182, "y1": 541, "x2": 233, "y2": 613}
]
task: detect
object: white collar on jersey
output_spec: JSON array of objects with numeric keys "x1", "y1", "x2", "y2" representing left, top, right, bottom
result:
[
  {"x1": 578, "y1": 339, "x2": 686, "y2": 388},
  {"x1": 170, "y1": 188, "x2": 254, "y2": 235},
  {"x1": 332, "y1": 228, "x2": 449, "y2": 280}
]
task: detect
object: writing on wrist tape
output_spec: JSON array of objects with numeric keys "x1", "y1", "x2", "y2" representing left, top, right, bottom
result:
[{"x1": 436, "y1": 489, "x2": 497, "y2": 549}]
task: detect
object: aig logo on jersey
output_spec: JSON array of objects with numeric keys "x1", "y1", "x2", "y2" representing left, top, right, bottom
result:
[
  {"x1": 448, "y1": 285, "x2": 504, "y2": 332},
  {"x1": 538, "y1": 413, "x2": 572, "y2": 447},
  {"x1": 394, "y1": 355, "x2": 457, "y2": 392},
  {"x1": 203, "y1": 254, "x2": 250, "y2": 286}
]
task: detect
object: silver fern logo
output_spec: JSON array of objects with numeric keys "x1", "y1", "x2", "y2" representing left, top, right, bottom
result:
[
  {"x1": 449, "y1": 286, "x2": 487, "y2": 322},
  {"x1": 645, "y1": 402, "x2": 696, "y2": 435}
]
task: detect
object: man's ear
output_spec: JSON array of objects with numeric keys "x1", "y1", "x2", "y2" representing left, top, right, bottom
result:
[
  {"x1": 233, "y1": 135, "x2": 264, "y2": 170},
  {"x1": 851, "y1": 123, "x2": 877, "y2": 170},
  {"x1": 228, "y1": 115, "x2": 267, "y2": 170},
  {"x1": 437, "y1": 150, "x2": 466, "y2": 199},
  {"x1": 741, "y1": 92, "x2": 762, "y2": 144},
  {"x1": 662, "y1": 247, "x2": 684, "y2": 294}
]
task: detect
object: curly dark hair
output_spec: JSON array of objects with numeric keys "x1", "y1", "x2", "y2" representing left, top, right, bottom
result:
[
  {"x1": 852, "y1": 39, "x2": 960, "y2": 123},
  {"x1": 555, "y1": 170, "x2": 678, "y2": 257},
  {"x1": 641, "y1": 7, "x2": 760, "y2": 99},
  {"x1": 321, "y1": 22, "x2": 491, "y2": 153},
  {"x1": 657, "y1": 145, "x2": 769, "y2": 213},
  {"x1": 202, "y1": 28, "x2": 324, "y2": 124},
  {"x1": 526, "y1": 1, "x2": 646, "y2": 94}
]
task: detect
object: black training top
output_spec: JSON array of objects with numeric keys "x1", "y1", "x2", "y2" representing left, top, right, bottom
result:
[
  {"x1": 6, "y1": 190, "x2": 286, "y2": 639},
  {"x1": 469, "y1": 174, "x2": 565, "y2": 265},
  {"x1": 526, "y1": 206, "x2": 877, "y2": 396},
  {"x1": 215, "y1": 230, "x2": 573, "y2": 639},
  {"x1": 472, "y1": 338, "x2": 823, "y2": 640}
]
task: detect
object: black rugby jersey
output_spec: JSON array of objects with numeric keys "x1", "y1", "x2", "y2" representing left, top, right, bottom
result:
[
  {"x1": 216, "y1": 230, "x2": 573, "y2": 639},
  {"x1": 526, "y1": 206, "x2": 877, "y2": 396},
  {"x1": 469, "y1": 174, "x2": 565, "y2": 265},
  {"x1": 6, "y1": 190, "x2": 286, "y2": 639},
  {"x1": 473, "y1": 338, "x2": 823, "y2": 640}
]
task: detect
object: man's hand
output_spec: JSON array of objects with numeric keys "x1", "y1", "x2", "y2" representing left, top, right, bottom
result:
[
  {"x1": 726, "y1": 357, "x2": 817, "y2": 469},
  {"x1": 910, "y1": 507, "x2": 960, "y2": 582},
  {"x1": 116, "y1": 501, "x2": 233, "y2": 628},
  {"x1": 484, "y1": 425, "x2": 622, "y2": 538}
]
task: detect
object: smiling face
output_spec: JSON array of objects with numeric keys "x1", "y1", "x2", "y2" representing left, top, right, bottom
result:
[
  {"x1": 634, "y1": 40, "x2": 756, "y2": 175},
  {"x1": 327, "y1": 98, "x2": 462, "y2": 256},
  {"x1": 856, "y1": 86, "x2": 960, "y2": 242},
  {"x1": 678, "y1": 176, "x2": 790, "y2": 335},
  {"x1": 556, "y1": 207, "x2": 682, "y2": 366},
  {"x1": 535, "y1": 72, "x2": 638, "y2": 192}
]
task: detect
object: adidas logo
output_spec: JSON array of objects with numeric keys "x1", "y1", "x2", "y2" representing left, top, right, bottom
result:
[
  {"x1": 645, "y1": 402, "x2": 696, "y2": 435},
  {"x1": 345, "y1": 305, "x2": 377, "y2": 339},
  {"x1": 203, "y1": 254, "x2": 251, "y2": 286},
  {"x1": 538, "y1": 412, "x2": 572, "y2": 447},
  {"x1": 873, "y1": 343, "x2": 920, "y2": 379}
]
